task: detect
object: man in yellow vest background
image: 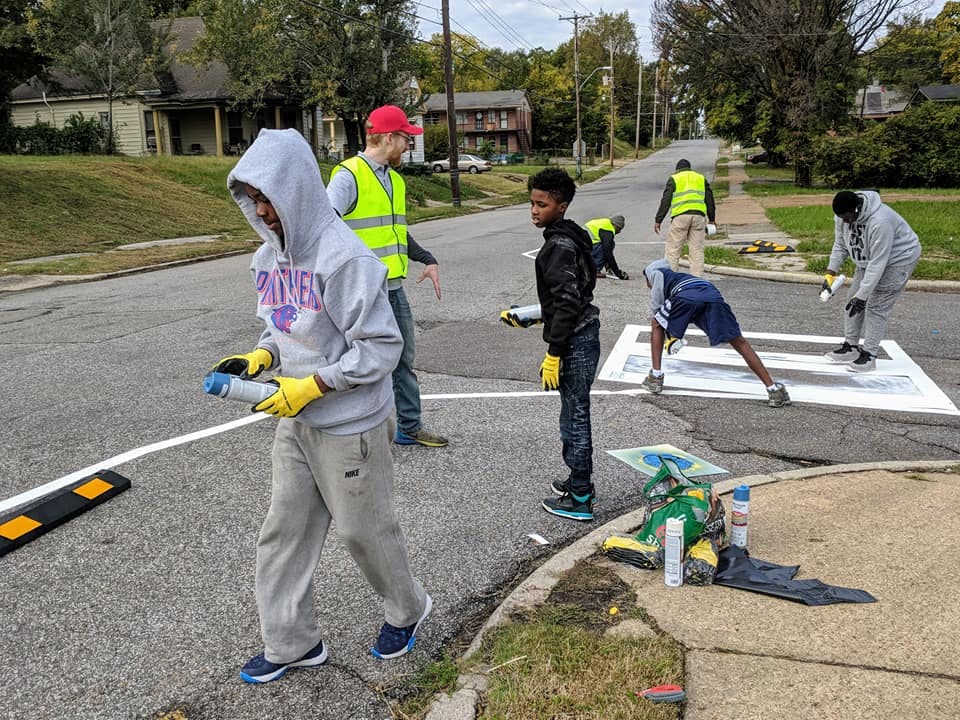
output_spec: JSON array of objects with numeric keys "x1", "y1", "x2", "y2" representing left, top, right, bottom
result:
[
  {"x1": 653, "y1": 158, "x2": 716, "y2": 277},
  {"x1": 585, "y1": 215, "x2": 629, "y2": 280},
  {"x1": 327, "y1": 105, "x2": 449, "y2": 448}
]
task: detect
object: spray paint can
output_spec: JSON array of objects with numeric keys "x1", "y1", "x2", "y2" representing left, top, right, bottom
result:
[
  {"x1": 819, "y1": 274, "x2": 846, "y2": 302},
  {"x1": 665, "y1": 336, "x2": 687, "y2": 355},
  {"x1": 706, "y1": 223, "x2": 717, "y2": 236},
  {"x1": 507, "y1": 303, "x2": 542, "y2": 327},
  {"x1": 664, "y1": 517, "x2": 684, "y2": 587},
  {"x1": 204, "y1": 372, "x2": 276, "y2": 405},
  {"x1": 730, "y1": 484, "x2": 751, "y2": 548}
]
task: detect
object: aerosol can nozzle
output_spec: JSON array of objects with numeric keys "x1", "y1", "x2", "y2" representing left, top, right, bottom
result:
[{"x1": 819, "y1": 274, "x2": 846, "y2": 302}]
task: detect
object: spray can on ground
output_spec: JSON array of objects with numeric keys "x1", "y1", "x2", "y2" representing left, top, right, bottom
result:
[
  {"x1": 506, "y1": 303, "x2": 542, "y2": 327},
  {"x1": 204, "y1": 371, "x2": 276, "y2": 405},
  {"x1": 819, "y1": 274, "x2": 846, "y2": 302},
  {"x1": 664, "y1": 517, "x2": 684, "y2": 587},
  {"x1": 730, "y1": 484, "x2": 751, "y2": 548}
]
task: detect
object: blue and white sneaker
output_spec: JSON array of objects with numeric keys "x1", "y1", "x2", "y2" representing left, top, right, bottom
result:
[
  {"x1": 542, "y1": 492, "x2": 594, "y2": 521},
  {"x1": 240, "y1": 639, "x2": 327, "y2": 684},
  {"x1": 371, "y1": 594, "x2": 433, "y2": 660}
]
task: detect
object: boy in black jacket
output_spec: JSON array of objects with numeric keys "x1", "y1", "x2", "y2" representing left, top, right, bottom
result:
[{"x1": 528, "y1": 168, "x2": 601, "y2": 521}]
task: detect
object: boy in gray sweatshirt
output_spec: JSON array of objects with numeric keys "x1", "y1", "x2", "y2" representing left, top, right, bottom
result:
[
  {"x1": 823, "y1": 190, "x2": 921, "y2": 372},
  {"x1": 212, "y1": 129, "x2": 431, "y2": 683}
]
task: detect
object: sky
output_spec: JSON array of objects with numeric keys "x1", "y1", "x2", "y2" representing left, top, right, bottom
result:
[
  {"x1": 414, "y1": 0, "x2": 658, "y2": 61},
  {"x1": 414, "y1": 0, "x2": 948, "y2": 60}
]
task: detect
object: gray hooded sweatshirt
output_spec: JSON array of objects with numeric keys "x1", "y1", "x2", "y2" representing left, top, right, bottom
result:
[
  {"x1": 227, "y1": 129, "x2": 402, "y2": 435},
  {"x1": 829, "y1": 190, "x2": 921, "y2": 300}
]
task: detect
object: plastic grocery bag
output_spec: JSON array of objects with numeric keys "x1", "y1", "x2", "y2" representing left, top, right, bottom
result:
[{"x1": 637, "y1": 483, "x2": 712, "y2": 548}]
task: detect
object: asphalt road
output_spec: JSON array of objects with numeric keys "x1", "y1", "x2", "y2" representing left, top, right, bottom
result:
[{"x1": 2, "y1": 140, "x2": 958, "y2": 720}]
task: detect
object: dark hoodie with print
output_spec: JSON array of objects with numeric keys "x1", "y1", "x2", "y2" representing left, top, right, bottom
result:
[{"x1": 535, "y1": 219, "x2": 600, "y2": 357}]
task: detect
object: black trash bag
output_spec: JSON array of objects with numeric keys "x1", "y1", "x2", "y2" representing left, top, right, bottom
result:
[{"x1": 714, "y1": 546, "x2": 876, "y2": 606}]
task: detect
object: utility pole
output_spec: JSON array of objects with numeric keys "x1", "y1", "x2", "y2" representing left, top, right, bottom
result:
[
  {"x1": 651, "y1": 62, "x2": 658, "y2": 149},
  {"x1": 561, "y1": 13, "x2": 591, "y2": 179},
  {"x1": 608, "y1": 43, "x2": 614, "y2": 167},
  {"x1": 441, "y1": 0, "x2": 460, "y2": 206},
  {"x1": 634, "y1": 54, "x2": 642, "y2": 158}
]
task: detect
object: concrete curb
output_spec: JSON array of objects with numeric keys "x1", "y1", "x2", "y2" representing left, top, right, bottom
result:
[
  {"x1": 683, "y1": 260, "x2": 960, "y2": 293},
  {"x1": 0, "y1": 249, "x2": 253, "y2": 295},
  {"x1": 423, "y1": 459, "x2": 960, "y2": 720}
]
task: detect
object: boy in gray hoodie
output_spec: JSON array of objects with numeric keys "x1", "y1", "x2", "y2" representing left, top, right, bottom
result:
[
  {"x1": 823, "y1": 190, "x2": 921, "y2": 372},
  {"x1": 212, "y1": 129, "x2": 431, "y2": 684}
]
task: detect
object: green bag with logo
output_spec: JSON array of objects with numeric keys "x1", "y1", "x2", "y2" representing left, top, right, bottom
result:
[{"x1": 637, "y1": 482, "x2": 712, "y2": 548}]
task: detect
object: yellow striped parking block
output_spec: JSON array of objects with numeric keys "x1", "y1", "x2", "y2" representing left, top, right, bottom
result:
[
  {"x1": 738, "y1": 239, "x2": 795, "y2": 254},
  {"x1": 0, "y1": 470, "x2": 131, "y2": 557}
]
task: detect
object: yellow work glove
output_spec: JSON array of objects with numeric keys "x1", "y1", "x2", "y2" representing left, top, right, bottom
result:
[
  {"x1": 499, "y1": 309, "x2": 523, "y2": 327},
  {"x1": 821, "y1": 271, "x2": 836, "y2": 292},
  {"x1": 212, "y1": 348, "x2": 273, "y2": 379},
  {"x1": 254, "y1": 375, "x2": 324, "y2": 417},
  {"x1": 539, "y1": 353, "x2": 561, "y2": 391}
]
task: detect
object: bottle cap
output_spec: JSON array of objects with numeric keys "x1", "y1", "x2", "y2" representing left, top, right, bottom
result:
[
  {"x1": 203, "y1": 371, "x2": 231, "y2": 396},
  {"x1": 733, "y1": 484, "x2": 750, "y2": 501},
  {"x1": 665, "y1": 517, "x2": 684, "y2": 534}
]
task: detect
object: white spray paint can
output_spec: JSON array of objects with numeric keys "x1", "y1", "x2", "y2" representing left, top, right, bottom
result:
[
  {"x1": 204, "y1": 372, "x2": 276, "y2": 405},
  {"x1": 730, "y1": 484, "x2": 751, "y2": 548},
  {"x1": 819, "y1": 274, "x2": 846, "y2": 302},
  {"x1": 664, "y1": 517, "x2": 684, "y2": 587}
]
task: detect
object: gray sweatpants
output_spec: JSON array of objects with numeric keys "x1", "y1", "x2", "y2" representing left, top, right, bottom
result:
[
  {"x1": 844, "y1": 260, "x2": 918, "y2": 356},
  {"x1": 255, "y1": 414, "x2": 427, "y2": 663}
]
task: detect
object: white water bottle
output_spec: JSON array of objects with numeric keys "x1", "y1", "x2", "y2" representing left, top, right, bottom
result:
[
  {"x1": 664, "y1": 517, "x2": 684, "y2": 587},
  {"x1": 730, "y1": 484, "x2": 751, "y2": 548},
  {"x1": 204, "y1": 371, "x2": 276, "y2": 405},
  {"x1": 819, "y1": 274, "x2": 846, "y2": 302}
]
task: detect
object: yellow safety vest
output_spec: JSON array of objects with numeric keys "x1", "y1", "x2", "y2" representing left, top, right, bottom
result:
[
  {"x1": 585, "y1": 218, "x2": 615, "y2": 245},
  {"x1": 330, "y1": 156, "x2": 408, "y2": 280},
  {"x1": 670, "y1": 170, "x2": 707, "y2": 217}
]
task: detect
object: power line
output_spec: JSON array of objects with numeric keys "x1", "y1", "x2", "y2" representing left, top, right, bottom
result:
[{"x1": 464, "y1": 0, "x2": 535, "y2": 50}]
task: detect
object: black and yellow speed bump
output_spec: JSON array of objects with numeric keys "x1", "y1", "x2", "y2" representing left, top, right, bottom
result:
[
  {"x1": 738, "y1": 239, "x2": 795, "y2": 254},
  {"x1": 0, "y1": 470, "x2": 130, "y2": 557}
]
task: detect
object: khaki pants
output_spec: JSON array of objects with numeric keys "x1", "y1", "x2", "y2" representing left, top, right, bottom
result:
[
  {"x1": 255, "y1": 414, "x2": 427, "y2": 663},
  {"x1": 665, "y1": 213, "x2": 706, "y2": 276}
]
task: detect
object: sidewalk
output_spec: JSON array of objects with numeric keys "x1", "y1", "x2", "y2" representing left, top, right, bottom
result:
[{"x1": 425, "y1": 460, "x2": 960, "y2": 720}]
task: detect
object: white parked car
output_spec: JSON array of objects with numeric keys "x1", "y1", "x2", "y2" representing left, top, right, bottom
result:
[{"x1": 431, "y1": 154, "x2": 493, "y2": 174}]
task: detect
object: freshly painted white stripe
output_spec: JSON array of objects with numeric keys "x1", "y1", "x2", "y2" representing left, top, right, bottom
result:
[{"x1": 0, "y1": 414, "x2": 267, "y2": 516}]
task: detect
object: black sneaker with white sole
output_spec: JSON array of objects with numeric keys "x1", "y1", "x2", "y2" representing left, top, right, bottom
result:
[
  {"x1": 825, "y1": 342, "x2": 859, "y2": 363},
  {"x1": 848, "y1": 350, "x2": 876, "y2": 372}
]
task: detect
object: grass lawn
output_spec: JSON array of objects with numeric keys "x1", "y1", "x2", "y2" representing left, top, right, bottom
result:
[
  {"x1": 767, "y1": 201, "x2": 960, "y2": 280},
  {"x1": 396, "y1": 559, "x2": 684, "y2": 720},
  {"x1": 2, "y1": 153, "x2": 622, "y2": 274}
]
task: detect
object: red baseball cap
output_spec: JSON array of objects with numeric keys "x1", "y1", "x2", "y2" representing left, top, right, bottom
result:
[{"x1": 367, "y1": 105, "x2": 423, "y2": 135}]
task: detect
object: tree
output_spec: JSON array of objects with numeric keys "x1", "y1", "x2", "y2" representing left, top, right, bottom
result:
[
  {"x1": 195, "y1": 0, "x2": 422, "y2": 155},
  {"x1": 1, "y1": 1, "x2": 45, "y2": 124},
  {"x1": 32, "y1": 0, "x2": 168, "y2": 153},
  {"x1": 938, "y1": 1, "x2": 960, "y2": 83},
  {"x1": 652, "y1": 0, "x2": 924, "y2": 184},
  {"x1": 866, "y1": 15, "x2": 946, "y2": 92}
]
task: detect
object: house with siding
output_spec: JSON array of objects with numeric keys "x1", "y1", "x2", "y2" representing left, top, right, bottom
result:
[
  {"x1": 421, "y1": 91, "x2": 533, "y2": 155},
  {"x1": 9, "y1": 17, "x2": 426, "y2": 163}
]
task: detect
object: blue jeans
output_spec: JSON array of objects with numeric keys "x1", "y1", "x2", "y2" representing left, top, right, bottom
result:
[
  {"x1": 558, "y1": 319, "x2": 600, "y2": 496},
  {"x1": 388, "y1": 286, "x2": 421, "y2": 434},
  {"x1": 591, "y1": 244, "x2": 604, "y2": 271}
]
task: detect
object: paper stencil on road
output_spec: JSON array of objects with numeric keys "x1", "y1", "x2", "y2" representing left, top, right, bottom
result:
[
  {"x1": 607, "y1": 444, "x2": 728, "y2": 478},
  {"x1": 600, "y1": 325, "x2": 959, "y2": 416}
]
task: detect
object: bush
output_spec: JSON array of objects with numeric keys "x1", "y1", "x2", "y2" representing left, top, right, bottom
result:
[
  {"x1": 4, "y1": 113, "x2": 108, "y2": 155},
  {"x1": 813, "y1": 103, "x2": 960, "y2": 188},
  {"x1": 61, "y1": 113, "x2": 107, "y2": 153}
]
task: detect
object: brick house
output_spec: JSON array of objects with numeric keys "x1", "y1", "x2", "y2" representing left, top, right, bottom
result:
[{"x1": 421, "y1": 90, "x2": 533, "y2": 155}]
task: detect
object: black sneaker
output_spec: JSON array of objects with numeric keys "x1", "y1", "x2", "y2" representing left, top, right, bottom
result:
[
  {"x1": 825, "y1": 342, "x2": 859, "y2": 363},
  {"x1": 542, "y1": 492, "x2": 594, "y2": 521},
  {"x1": 848, "y1": 350, "x2": 876, "y2": 372},
  {"x1": 371, "y1": 594, "x2": 433, "y2": 660},
  {"x1": 551, "y1": 479, "x2": 600, "y2": 503},
  {"x1": 240, "y1": 639, "x2": 327, "y2": 684}
]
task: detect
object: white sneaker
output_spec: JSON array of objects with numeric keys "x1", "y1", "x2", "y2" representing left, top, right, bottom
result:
[{"x1": 825, "y1": 342, "x2": 859, "y2": 363}]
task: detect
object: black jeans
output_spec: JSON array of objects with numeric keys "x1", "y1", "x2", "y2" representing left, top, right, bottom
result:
[{"x1": 558, "y1": 319, "x2": 600, "y2": 496}]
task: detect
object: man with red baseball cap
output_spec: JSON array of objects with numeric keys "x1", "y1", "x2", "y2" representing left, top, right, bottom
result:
[{"x1": 327, "y1": 106, "x2": 449, "y2": 448}]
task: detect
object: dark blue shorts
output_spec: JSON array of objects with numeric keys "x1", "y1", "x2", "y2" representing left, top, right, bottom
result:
[{"x1": 656, "y1": 296, "x2": 742, "y2": 346}]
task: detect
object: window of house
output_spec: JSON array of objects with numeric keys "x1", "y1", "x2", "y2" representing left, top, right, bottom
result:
[
  {"x1": 488, "y1": 110, "x2": 496, "y2": 126},
  {"x1": 424, "y1": 112, "x2": 441, "y2": 125},
  {"x1": 143, "y1": 111, "x2": 156, "y2": 151},
  {"x1": 476, "y1": 136, "x2": 483, "y2": 149},
  {"x1": 456, "y1": 112, "x2": 466, "y2": 126},
  {"x1": 500, "y1": 134, "x2": 508, "y2": 151},
  {"x1": 99, "y1": 112, "x2": 110, "y2": 128},
  {"x1": 227, "y1": 111, "x2": 244, "y2": 145},
  {"x1": 500, "y1": 110, "x2": 508, "y2": 129},
  {"x1": 474, "y1": 111, "x2": 484, "y2": 130}
]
